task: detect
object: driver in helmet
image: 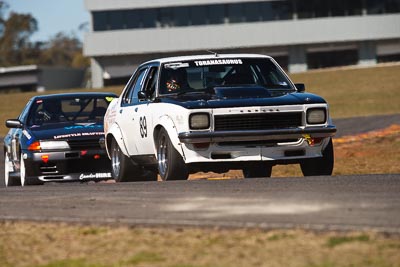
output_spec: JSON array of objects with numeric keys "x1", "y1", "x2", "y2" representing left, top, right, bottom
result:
[{"x1": 165, "y1": 68, "x2": 189, "y2": 93}]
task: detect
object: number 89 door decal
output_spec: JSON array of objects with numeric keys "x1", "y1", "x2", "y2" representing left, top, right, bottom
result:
[{"x1": 139, "y1": 116, "x2": 147, "y2": 138}]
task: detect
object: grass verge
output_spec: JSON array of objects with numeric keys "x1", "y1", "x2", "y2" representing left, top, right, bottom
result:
[
  {"x1": 1, "y1": 221, "x2": 399, "y2": 267},
  {"x1": 290, "y1": 64, "x2": 400, "y2": 118}
]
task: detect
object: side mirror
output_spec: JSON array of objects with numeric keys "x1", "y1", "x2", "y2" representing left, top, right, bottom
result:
[
  {"x1": 138, "y1": 91, "x2": 147, "y2": 100},
  {"x1": 6, "y1": 119, "x2": 24, "y2": 129},
  {"x1": 295, "y1": 83, "x2": 305, "y2": 92}
]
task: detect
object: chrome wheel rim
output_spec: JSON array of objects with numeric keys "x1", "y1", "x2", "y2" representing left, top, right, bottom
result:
[
  {"x1": 111, "y1": 142, "x2": 121, "y2": 178},
  {"x1": 157, "y1": 134, "x2": 168, "y2": 180}
]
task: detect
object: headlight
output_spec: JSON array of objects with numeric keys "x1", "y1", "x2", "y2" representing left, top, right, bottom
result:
[
  {"x1": 189, "y1": 113, "x2": 210, "y2": 130},
  {"x1": 307, "y1": 108, "x2": 326, "y2": 124},
  {"x1": 28, "y1": 141, "x2": 70, "y2": 151},
  {"x1": 40, "y1": 141, "x2": 70, "y2": 150}
]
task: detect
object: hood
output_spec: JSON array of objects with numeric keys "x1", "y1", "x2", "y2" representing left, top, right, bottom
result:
[
  {"x1": 28, "y1": 122, "x2": 104, "y2": 141},
  {"x1": 158, "y1": 86, "x2": 327, "y2": 109}
]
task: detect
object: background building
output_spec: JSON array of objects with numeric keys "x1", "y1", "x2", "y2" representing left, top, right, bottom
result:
[
  {"x1": 0, "y1": 65, "x2": 85, "y2": 92},
  {"x1": 84, "y1": 0, "x2": 400, "y2": 88}
]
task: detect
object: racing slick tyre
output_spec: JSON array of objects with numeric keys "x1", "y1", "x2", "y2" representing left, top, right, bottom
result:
[
  {"x1": 5, "y1": 152, "x2": 20, "y2": 187},
  {"x1": 300, "y1": 138, "x2": 334, "y2": 176},
  {"x1": 242, "y1": 163, "x2": 272, "y2": 178},
  {"x1": 157, "y1": 128, "x2": 189, "y2": 181},
  {"x1": 110, "y1": 138, "x2": 153, "y2": 182}
]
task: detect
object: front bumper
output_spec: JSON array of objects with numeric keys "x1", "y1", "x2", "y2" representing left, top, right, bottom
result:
[
  {"x1": 23, "y1": 149, "x2": 112, "y2": 182},
  {"x1": 179, "y1": 126, "x2": 336, "y2": 164},
  {"x1": 178, "y1": 125, "x2": 337, "y2": 143}
]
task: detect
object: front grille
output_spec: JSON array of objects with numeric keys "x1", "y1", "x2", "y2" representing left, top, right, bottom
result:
[
  {"x1": 67, "y1": 139, "x2": 101, "y2": 150},
  {"x1": 214, "y1": 112, "x2": 303, "y2": 131}
]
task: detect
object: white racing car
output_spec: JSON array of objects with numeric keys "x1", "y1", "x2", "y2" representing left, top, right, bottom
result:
[{"x1": 104, "y1": 54, "x2": 336, "y2": 181}]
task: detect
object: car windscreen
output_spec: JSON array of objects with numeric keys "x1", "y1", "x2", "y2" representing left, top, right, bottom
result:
[
  {"x1": 159, "y1": 58, "x2": 295, "y2": 95},
  {"x1": 27, "y1": 96, "x2": 114, "y2": 126}
]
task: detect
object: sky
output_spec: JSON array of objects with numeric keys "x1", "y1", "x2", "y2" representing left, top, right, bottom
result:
[{"x1": 5, "y1": 0, "x2": 89, "y2": 42}]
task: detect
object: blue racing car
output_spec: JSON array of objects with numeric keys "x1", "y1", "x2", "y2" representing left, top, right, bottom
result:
[{"x1": 4, "y1": 92, "x2": 117, "y2": 186}]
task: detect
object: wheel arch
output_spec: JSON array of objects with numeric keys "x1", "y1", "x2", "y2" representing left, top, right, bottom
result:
[
  {"x1": 105, "y1": 123, "x2": 129, "y2": 159},
  {"x1": 153, "y1": 116, "x2": 185, "y2": 159}
]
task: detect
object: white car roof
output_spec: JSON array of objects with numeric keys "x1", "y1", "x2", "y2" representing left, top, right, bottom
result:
[{"x1": 143, "y1": 54, "x2": 273, "y2": 65}]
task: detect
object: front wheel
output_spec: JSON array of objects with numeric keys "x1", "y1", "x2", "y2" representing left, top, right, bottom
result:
[
  {"x1": 4, "y1": 152, "x2": 20, "y2": 187},
  {"x1": 157, "y1": 129, "x2": 188, "y2": 181},
  {"x1": 20, "y1": 153, "x2": 26, "y2": 186},
  {"x1": 19, "y1": 153, "x2": 42, "y2": 186},
  {"x1": 300, "y1": 138, "x2": 334, "y2": 176}
]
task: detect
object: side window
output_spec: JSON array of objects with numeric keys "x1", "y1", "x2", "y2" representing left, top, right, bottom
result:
[
  {"x1": 142, "y1": 67, "x2": 159, "y2": 100},
  {"x1": 19, "y1": 100, "x2": 32, "y2": 124},
  {"x1": 122, "y1": 68, "x2": 147, "y2": 105},
  {"x1": 130, "y1": 69, "x2": 147, "y2": 104}
]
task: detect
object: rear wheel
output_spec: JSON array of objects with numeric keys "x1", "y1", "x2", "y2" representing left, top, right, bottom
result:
[
  {"x1": 157, "y1": 128, "x2": 188, "y2": 181},
  {"x1": 242, "y1": 163, "x2": 272, "y2": 178},
  {"x1": 300, "y1": 138, "x2": 334, "y2": 176},
  {"x1": 110, "y1": 138, "x2": 155, "y2": 182}
]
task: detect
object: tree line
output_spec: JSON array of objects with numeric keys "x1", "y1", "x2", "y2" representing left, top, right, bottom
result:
[{"x1": 0, "y1": 1, "x2": 88, "y2": 69}]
